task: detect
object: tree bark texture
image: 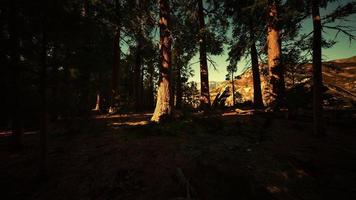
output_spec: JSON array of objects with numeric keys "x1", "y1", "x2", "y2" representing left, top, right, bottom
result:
[
  {"x1": 267, "y1": 0, "x2": 285, "y2": 108},
  {"x1": 151, "y1": 0, "x2": 172, "y2": 122}
]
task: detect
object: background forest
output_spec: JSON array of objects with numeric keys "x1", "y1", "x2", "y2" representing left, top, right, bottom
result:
[{"x1": 1, "y1": 0, "x2": 356, "y2": 200}]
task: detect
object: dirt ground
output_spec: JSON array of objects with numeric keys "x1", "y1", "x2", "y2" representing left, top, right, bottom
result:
[{"x1": 1, "y1": 110, "x2": 355, "y2": 200}]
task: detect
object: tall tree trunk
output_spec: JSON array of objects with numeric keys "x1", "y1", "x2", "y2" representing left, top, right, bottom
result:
[
  {"x1": 267, "y1": 0, "x2": 285, "y2": 108},
  {"x1": 250, "y1": 40, "x2": 264, "y2": 108},
  {"x1": 134, "y1": 0, "x2": 144, "y2": 111},
  {"x1": 198, "y1": 0, "x2": 210, "y2": 109},
  {"x1": 39, "y1": 22, "x2": 48, "y2": 178},
  {"x1": 134, "y1": 40, "x2": 143, "y2": 111},
  {"x1": 9, "y1": 1, "x2": 23, "y2": 149},
  {"x1": 109, "y1": 25, "x2": 120, "y2": 113},
  {"x1": 141, "y1": 61, "x2": 145, "y2": 109},
  {"x1": 171, "y1": 47, "x2": 178, "y2": 108},
  {"x1": 312, "y1": 0, "x2": 324, "y2": 136},
  {"x1": 50, "y1": 43, "x2": 60, "y2": 120},
  {"x1": 148, "y1": 63, "x2": 155, "y2": 109},
  {"x1": 176, "y1": 54, "x2": 183, "y2": 110},
  {"x1": 93, "y1": 93, "x2": 100, "y2": 111},
  {"x1": 151, "y1": 0, "x2": 171, "y2": 122},
  {"x1": 231, "y1": 72, "x2": 235, "y2": 107},
  {"x1": 79, "y1": 0, "x2": 90, "y2": 116}
]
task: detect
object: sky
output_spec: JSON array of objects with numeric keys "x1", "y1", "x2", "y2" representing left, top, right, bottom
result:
[{"x1": 188, "y1": 0, "x2": 356, "y2": 82}]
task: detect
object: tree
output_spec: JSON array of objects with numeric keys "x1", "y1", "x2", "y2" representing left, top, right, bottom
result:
[
  {"x1": 267, "y1": 0, "x2": 285, "y2": 109},
  {"x1": 39, "y1": 12, "x2": 48, "y2": 178},
  {"x1": 300, "y1": 0, "x2": 356, "y2": 135},
  {"x1": 9, "y1": 0, "x2": 24, "y2": 149},
  {"x1": 224, "y1": 0, "x2": 265, "y2": 108},
  {"x1": 250, "y1": 38, "x2": 264, "y2": 108},
  {"x1": 170, "y1": 0, "x2": 198, "y2": 109},
  {"x1": 227, "y1": 64, "x2": 237, "y2": 107},
  {"x1": 109, "y1": 0, "x2": 122, "y2": 113},
  {"x1": 197, "y1": 0, "x2": 211, "y2": 109},
  {"x1": 151, "y1": 0, "x2": 172, "y2": 122},
  {"x1": 311, "y1": 0, "x2": 323, "y2": 136}
]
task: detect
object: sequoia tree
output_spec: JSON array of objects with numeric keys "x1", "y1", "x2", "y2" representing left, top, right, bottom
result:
[{"x1": 151, "y1": 0, "x2": 172, "y2": 122}]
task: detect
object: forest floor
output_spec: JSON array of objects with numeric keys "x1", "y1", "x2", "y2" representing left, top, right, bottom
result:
[{"x1": 0, "y1": 109, "x2": 356, "y2": 200}]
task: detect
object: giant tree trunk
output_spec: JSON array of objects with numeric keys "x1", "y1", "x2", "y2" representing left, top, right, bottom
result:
[
  {"x1": 109, "y1": 25, "x2": 120, "y2": 113},
  {"x1": 250, "y1": 40, "x2": 264, "y2": 108},
  {"x1": 312, "y1": 0, "x2": 324, "y2": 136},
  {"x1": 9, "y1": 1, "x2": 23, "y2": 149},
  {"x1": 151, "y1": 0, "x2": 172, "y2": 122},
  {"x1": 198, "y1": 0, "x2": 210, "y2": 109},
  {"x1": 267, "y1": 0, "x2": 285, "y2": 108}
]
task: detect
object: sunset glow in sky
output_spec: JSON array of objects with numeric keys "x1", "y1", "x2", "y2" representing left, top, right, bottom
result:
[{"x1": 189, "y1": 0, "x2": 356, "y2": 82}]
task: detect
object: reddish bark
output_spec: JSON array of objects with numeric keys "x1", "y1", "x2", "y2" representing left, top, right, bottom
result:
[
  {"x1": 151, "y1": 0, "x2": 172, "y2": 122},
  {"x1": 267, "y1": 0, "x2": 285, "y2": 108}
]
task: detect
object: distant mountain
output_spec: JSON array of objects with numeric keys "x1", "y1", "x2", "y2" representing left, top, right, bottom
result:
[
  {"x1": 330, "y1": 56, "x2": 356, "y2": 63},
  {"x1": 210, "y1": 56, "x2": 356, "y2": 107},
  {"x1": 195, "y1": 81, "x2": 224, "y2": 91}
]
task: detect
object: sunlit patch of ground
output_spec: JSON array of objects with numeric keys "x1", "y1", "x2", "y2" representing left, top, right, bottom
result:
[
  {"x1": 0, "y1": 131, "x2": 37, "y2": 137},
  {"x1": 111, "y1": 120, "x2": 149, "y2": 127}
]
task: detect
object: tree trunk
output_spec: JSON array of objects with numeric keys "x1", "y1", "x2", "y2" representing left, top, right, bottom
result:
[
  {"x1": 134, "y1": 40, "x2": 142, "y2": 111},
  {"x1": 39, "y1": 23, "x2": 48, "y2": 178},
  {"x1": 9, "y1": 1, "x2": 23, "y2": 149},
  {"x1": 176, "y1": 55, "x2": 183, "y2": 110},
  {"x1": 93, "y1": 93, "x2": 100, "y2": 111},
  {"x1": 250, "y1": 40, "x2": 264, "y2": 108},
  {"x1": 151, "y1": 0, "x2": 172, "y2": 122},
  {"x1": 312, "y1": 0, "x2": 324, "y2": 136},
  {"x1": 148, "y1": 63, "x2": 155, "y2": 109},
  {"x1": 141, "y1": 61, "x2": 145, "y2": 109},
  {"x1": 134, "y1": 0, "x2": 144, "y2": 111},
  {"x1": 171, "y1": 47, "x2": 178, "y2": 108},
  {"x1": 50, "y1": 43, "x2": 60, "y2": 120},
  {"x1": 198, "y1": 0, "x2": 210, "y2": 109},
  {"x1": 231, "y1": 72, "x2": 235, "y2": 107},
  {"x1": 109, "y1": 25, "x2": 120, "y2": 113},
  {"x1": 267, "y1": 0, "x2": 285, "y2": 108},
  {"x1": 79, "y1": 0, "x2": 90, "y2": 116}
]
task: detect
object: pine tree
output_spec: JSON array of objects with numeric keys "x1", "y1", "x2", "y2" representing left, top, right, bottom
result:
[
  {"x1": 267, "y1": 0, "x2": 285, "y2": 109},
  {"x1": 197, "y1": 0, "x2": 211, "y2": 109}
]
